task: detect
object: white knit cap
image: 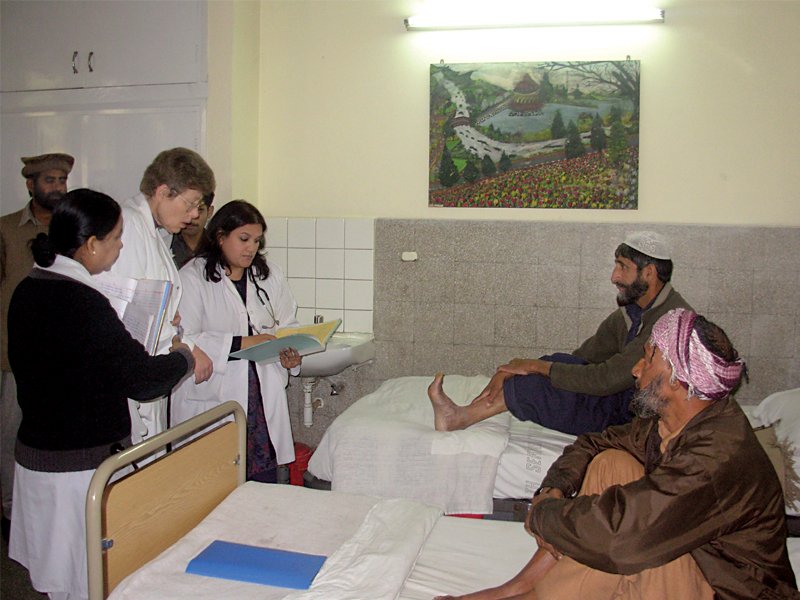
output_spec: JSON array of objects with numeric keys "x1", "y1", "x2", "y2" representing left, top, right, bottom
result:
[{"x1": 623, "y1": 231, "x2": 672, "y2": 260}]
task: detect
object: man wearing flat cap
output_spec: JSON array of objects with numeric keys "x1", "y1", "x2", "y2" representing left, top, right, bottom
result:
[
  {"x1": 0, "y1": 152, "x2": 73, "y2": 537},
  {"x1": 430, "y1": 231, "x2": 693, "y2": 437}
]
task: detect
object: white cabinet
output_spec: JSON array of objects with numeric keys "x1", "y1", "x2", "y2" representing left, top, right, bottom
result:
[
  {"x1": 1, "y1": 1, "x2": 206, "y2": 92},
  {"x1": 0, "y1": 86, "x2": 207, "y2": 215},
  {"x1": 0, "y1": 0, "x2": 209, "y2": 216}
]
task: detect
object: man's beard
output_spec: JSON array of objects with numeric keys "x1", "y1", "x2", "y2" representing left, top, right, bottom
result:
[
  {"x1": 616, "y1": 274, "x2": 648, "y2": 306},
  {"x1": 32, "y1": 186, "x2": 65, "y2": 211},
  {"x1": 631, "y1": 375, "x2": 668, "y2": 418}
]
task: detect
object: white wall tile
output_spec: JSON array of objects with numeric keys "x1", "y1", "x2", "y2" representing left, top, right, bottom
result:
[
  {"x1": 265, "y1": 217, "x2": 288, "y2": 247},
  {"x1": 316, "y1": 218, "x2": 345, "y2": 248},
  {"x1": 345, "y1": 218, "x2": 374, "y2": 249},
  {"x1": 266, "y1": 247, "x2": 288, "y2": 274},
  {"x1": 345, "y1": 280, "x2": 373, "y2": 310},
  {"x1": 288, "y1": 277, "x2": 316, "y2": 307},
  {"x1": 287, "y1": 248, "x2": 316, "y2": 278},
  {"x1": 316, "y1": 279, "x2": 344, "y2": 309},
  {"x1": 317, "y1": 308, "x2": 344, "y2": 324},
  {"x1": 316, "y1": 248, "x2": 345, "y2": 279},
  {"x1": 282, "y1": 218, "x2": 376, "y2": 320},
  {"x1": 344, "y1": 249, "x2": 373, "y2": 280},
  {"x1": 296, "y1": 307, "x2": 317, "y2": 325},
  {"x1": 344, "y1": 310, "x2": 373, "y2": 333},
  {"x1": 288, "y1": 218, "x2": 316, "y2": 247}
]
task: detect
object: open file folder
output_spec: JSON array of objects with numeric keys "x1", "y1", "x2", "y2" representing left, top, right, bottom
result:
[
  {"x1": 186, "y1": 540, "x2": 327, "y2": 589},
  {"x1": 229, "y1": 319, "x2": 341, "y2": 364}
]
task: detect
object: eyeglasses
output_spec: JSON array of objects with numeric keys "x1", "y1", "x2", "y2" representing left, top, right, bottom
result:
[{"x1": 170, "y1": 188, "x2": 204, "y2": 213}]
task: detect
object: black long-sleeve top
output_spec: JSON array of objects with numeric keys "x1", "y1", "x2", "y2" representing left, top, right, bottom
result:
[{"x1": 8, "y1": 269, "x2": 192, "y2": 471}]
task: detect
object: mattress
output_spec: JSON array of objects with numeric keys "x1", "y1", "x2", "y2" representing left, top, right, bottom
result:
[
  {"x1": 493, "y1": 417, "x2": 576, "y2": 499},
  {"x1": 109, "y1": 481, "x2": 538, "y2": 600}
]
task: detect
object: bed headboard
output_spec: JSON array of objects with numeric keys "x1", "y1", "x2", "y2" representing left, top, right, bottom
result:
[{"x1": 85, "y1": 401, "x2": 246, "y2": 600}]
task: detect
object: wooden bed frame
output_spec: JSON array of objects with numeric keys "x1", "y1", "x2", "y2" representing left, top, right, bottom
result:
[{"x1": 85, "y1": 401, "x2": 246, "y2": 600}]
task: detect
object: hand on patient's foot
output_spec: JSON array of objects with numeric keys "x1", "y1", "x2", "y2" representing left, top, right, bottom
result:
[
  {"x1": 473, "y1": 371, "x2": 510, "y2": 406},
  {"x1": 429, "y1": 373, "x2": 464, "y2": 431}
]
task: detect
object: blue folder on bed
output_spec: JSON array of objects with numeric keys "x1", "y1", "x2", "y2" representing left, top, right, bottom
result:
[{"x1": 185, "y1": 540, "x2": 327, "y2": 589}]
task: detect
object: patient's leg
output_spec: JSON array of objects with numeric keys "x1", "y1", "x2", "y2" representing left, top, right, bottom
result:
[
  {"x1": 433, "y1": 547, "x2": 556, "y2": 599},
  {"x1": 429, "y1": 373, "x2": 508, "y2": 431},
  {"x1": 532, "y1": 451, "x2": 714, "y2": 600},
  {"x1": 434, "y1": 452, "x2": 642, "y2": 600}
]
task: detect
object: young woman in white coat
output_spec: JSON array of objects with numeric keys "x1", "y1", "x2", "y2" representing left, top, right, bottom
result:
[
  {"x1": 100, "y1": 148, "x2": 216, "y2": 445},
  {"x1": 172, "y1": 200, "x2": 302, "y2": 482}
]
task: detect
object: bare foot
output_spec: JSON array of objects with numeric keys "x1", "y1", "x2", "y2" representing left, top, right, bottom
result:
[{"x1": 428, "y1": 373, "x2": 464, "y2": 431}]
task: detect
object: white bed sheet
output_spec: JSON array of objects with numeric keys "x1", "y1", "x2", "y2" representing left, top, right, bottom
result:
[
  {"x1": 307, "y1": 375, "x2": 577, "y2": 507},
  {"x1": 791, "y1": 538, "x2": 800, "y2": 580},
  {"x1": 109, "y1": 481, "x2": 537, "y2": 600},
  {"x1": 110, "y1": 483, "x2": 381, "y2": 600},
  {"x1": 400, "y1": 514, "x2": 538, "y2": 599},
  {"x1": 109, "y1": 482, "x2": 800, "y2": 599},
  {"x1": 494, "y1": 418, "x2": 576, "y2": 499},
  {"x1": 307, "y1": 375, "x2": 511, "y2": 514}
]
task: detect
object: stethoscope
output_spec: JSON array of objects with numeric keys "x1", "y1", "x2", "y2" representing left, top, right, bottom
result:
[{"x1": 249, "y1": 269, "x2": 279, "y2": 328}]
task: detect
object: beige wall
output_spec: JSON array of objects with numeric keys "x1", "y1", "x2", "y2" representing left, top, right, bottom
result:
[
  {"x1": 208, "y1": 0, "x2": 261, "y2": 205},
  {"x1": 209, "y1": 0, "x2": 800, "y2": 226}
]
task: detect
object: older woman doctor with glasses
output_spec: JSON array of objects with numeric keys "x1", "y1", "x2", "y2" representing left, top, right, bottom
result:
[
  {"x1": 171, "y1": 200, "x2": 302, "y2": 482},
  {"x1": 98, "y1": 147, "x2": 216, "y2": 445}
]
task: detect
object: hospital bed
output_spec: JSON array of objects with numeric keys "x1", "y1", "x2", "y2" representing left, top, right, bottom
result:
[
  {"x1": 305, "y1": 376, "x2": 799, "y2": 521},
  {"x1": 85, "y1": 400, "x2": 539, "y2": 599},
  {"x1": 305, "y1": 375, "x2": 577, "y2": 518},
  {"x1": 86, "y1": 399, "x2": 799, "y2": 599}
]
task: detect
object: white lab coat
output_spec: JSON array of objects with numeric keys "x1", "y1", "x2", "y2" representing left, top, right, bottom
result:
[
  {"x1": 96, "y1": 194, "x2": 187, "y2": 444},
  {"x1": 171, "y1": 257, "x2": 300, "y2": 464}
]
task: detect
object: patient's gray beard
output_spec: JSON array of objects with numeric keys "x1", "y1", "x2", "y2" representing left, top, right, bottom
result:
[{"x1": 631, "y1": 376, "x2": 668, "y2": 418}]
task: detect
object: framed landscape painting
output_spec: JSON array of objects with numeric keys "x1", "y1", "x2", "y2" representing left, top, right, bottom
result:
[{"x1": 429, "y1": 60, "x2": 640, "y2": 209}]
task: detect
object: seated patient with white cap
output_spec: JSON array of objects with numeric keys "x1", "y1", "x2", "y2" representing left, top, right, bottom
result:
[{"x1": 430, "y1": 231, "x2": 692, "y2": 436}]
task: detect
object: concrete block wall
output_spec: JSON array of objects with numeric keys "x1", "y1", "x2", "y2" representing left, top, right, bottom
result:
[{"x1": 288, "y1": 220, "x2": 800, "y2": 447}]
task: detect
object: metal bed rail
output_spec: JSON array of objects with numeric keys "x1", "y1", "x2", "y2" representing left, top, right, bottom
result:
[{"x1": 86, "y1": 401, "x2": 246, "y2": 600}]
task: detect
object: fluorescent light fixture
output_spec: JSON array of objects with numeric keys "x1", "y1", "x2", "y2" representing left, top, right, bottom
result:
[{"x1": 404, "y1": 5, "x2": 664, "y2": 30}]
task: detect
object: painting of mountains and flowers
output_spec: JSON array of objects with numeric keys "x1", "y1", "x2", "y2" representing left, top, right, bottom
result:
[{"x1": 429, "y1": 60, "x2": 640, "y2": 209}]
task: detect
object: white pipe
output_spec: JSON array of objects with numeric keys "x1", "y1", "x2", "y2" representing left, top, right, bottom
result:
[{"x1": 302, "y1": 378, "x2": 316, "y2": 427}]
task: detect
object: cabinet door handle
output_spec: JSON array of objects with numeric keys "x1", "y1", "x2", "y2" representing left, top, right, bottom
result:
[
  {"x1": 87, "y1": 51, "x2": 94, "y2": 73},
  {"x1": 72, "y1": 51, "x2": 79, "y2": 74}
]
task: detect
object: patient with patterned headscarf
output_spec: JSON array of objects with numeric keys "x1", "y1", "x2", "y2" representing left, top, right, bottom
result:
[{"x1": 435, "y1": 308, "x2": 797, "y2": 600}]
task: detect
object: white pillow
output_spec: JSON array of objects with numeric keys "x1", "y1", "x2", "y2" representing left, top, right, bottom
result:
[{"x1": 751, "y1": 388, "x2": 800, "y2": 516}]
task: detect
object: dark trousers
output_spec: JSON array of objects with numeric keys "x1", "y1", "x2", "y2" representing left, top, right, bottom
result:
[{"x1": 503, "y1": 353, "x2": 634, "y2": 436}]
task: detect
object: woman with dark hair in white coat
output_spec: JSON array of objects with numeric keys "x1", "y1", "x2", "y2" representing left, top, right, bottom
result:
[
  {"x1": 172, "y1": 200, "x2": 301, "y2": 481},
  {"x1": 9, "y1": 189, "x2": 193, "y2": 600}
]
